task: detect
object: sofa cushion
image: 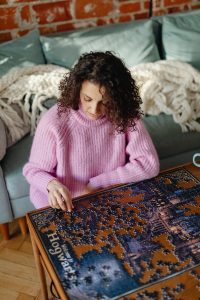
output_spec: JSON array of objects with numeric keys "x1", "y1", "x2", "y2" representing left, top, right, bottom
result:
[
  {"x1": 40, "y1": 20, "x2": 160, "y2": 68},
  {"x1": 162, "y1": 10, "x2": 200, "y2": 70},
  {"x1": 11, "y1": 195, "x2": 35, "y2": 218},
  {"x1": 0, "y1": 30, "x2": 46, "y2": 77},
  {"x1": 1, "y1": 134, "x2": 33, "y2": 200},
  {"x1": 143, "y1": 114, "x2": 200, "y2": 160},
  {"x1": 0, "y1": 166, "x2": 13, "y2": 223}
]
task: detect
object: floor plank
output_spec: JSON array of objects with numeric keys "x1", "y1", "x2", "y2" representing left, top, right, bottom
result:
[
  {"x1": 0, "y1": 273, "x2": 40, "y2": 297},
  {"x1": 0, "y1": 287, "x2": 18, "y2": 300},
  {"x1": 0, "y1": 258, "x2": 38, "y2": 282},
  {"x1": 0, "y1": 220, "x2": 53, "y2": 299},
  {"x1": 19, "y1": 240, "x2": 34, "y2": 255},
  {"x1": 16, "y1": 293, "x2": 35, "y2": 300},
  {"x1": 0, "y1": 248, "x2": 36, "y2": 267}
]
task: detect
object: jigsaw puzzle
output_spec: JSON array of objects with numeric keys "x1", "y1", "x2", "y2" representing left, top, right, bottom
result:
[{"x1": 29, "y1": 168, "x2": 200, "y2": 299}]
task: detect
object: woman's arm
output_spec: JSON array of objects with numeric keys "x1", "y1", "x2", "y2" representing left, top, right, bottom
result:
[
  {"x1": 23, "y1": 115, "x2": 58, "y2": 196},
  {"x1": 23, "y1": 112, "x2": 74, "y2": 211},
  {"x1": 88, "y1": 119, "x2": 160, "y2": 190}
]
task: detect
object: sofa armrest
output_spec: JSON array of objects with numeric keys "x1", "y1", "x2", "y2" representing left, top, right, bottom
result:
[
  {"x1": 0, "y1": 165, "x2": 14, "y2": 223},
  {"x1": 0, "y1": 118, "x2": 7, "y2": 161}
]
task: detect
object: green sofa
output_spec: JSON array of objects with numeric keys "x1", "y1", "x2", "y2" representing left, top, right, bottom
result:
[{"x1": 0, "y1": 10, "x2": 200, "y2": 239}]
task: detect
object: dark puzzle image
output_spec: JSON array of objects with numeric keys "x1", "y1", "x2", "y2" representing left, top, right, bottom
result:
[{"x1": 30, "y1": 168, "x2": 200, "y2": 300}]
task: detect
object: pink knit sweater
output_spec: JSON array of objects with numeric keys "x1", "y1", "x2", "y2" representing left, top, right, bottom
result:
[{"x1": 23, "y1": 105, "x2": 159, "y2": 208}]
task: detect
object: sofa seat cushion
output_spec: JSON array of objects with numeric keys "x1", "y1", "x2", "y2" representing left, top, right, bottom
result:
[
  {"x1": 11, "y1": 195, "x2": 35, "y2": 218},
  {"x1": 143, "y1": 114, "x2": 200, "y2": 159},
  {"x1": 1, "y1": 134, "x2": 33, "y2": 200}
]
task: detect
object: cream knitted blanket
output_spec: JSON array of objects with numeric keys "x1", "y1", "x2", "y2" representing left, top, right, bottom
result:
[
  {"x1": 0, "y1": 60, "x2": 200, "y2": 147},
  {"x1": 131, "y1": 60, "x2": 200, "y2": 132},
  {"x1": 0, "y1": 64, "x2": 68, "y2": 146}
]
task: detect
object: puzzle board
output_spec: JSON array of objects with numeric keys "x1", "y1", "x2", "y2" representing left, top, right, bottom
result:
[{"x1": 29, "y1": 168, "x2": 200, "y2": 299}]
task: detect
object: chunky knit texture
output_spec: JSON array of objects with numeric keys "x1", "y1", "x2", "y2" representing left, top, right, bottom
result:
[{"x1": 23, "y1": 104, "x2": 160, "y2": 208}]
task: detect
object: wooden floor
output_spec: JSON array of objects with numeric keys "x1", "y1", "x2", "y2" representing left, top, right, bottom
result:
[{"x1": 0, "y1": 221, "x2": 52, "y2": 300}]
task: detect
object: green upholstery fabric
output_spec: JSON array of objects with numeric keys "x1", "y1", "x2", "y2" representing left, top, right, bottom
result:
[
  {"x1": 40, "y1": 20, "x2": 160, "y2": 68},
  {"x1": 0, "y1": 118, "x2": 6, "y2": 161},
  {"x1": 1, "y1": 134, "x2": 33, "y2": 200},
  {"x1": 11, "y1": 195, "x2": 35, "y2": 218},
  {"x1": 162, "y1": 11, "x2": 200, "y2": 70},
  {"x1": 143, "y1": 114, "x2": 200, "y2": 159},
  {"x1": 0, "y1": 30, "x2": 46, "y2": 77},
  {"x1": 160, "y1": 149, "x2": 200, "y2": 171},
  {"x1": 0, "y1": 166, "x2": 13, "y2": 223}
]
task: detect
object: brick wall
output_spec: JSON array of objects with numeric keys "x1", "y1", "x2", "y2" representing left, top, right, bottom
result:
[{"x1": 0, "y1": 0, "x2": 199, "y2": 42}]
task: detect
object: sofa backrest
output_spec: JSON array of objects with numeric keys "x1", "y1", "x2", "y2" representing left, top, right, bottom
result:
[
  {"x1": 0, "y1": 30, "x2": 46, "y2": 77},
  {"x1": 39, "y1": 9, "x2": 200, "y2": 71},
  {"x1": 152, "y1": 9, "x2": 200, "y2": 70},
  {"x1": 40, "y1": 19, "x2": 160, "y2": 69}
]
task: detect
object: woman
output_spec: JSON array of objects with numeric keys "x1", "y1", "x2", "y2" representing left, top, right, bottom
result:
[{"x1": 23, "y1": 51, "x2": 159, "y2": 212}]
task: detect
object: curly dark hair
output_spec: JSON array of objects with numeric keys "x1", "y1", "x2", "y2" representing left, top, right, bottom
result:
[{"x1": 58, "y1": 51, "x2": 142, "y2": 133}]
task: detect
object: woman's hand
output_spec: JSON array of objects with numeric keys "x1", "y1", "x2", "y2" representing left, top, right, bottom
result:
[
  {"x1": 47, "y1": 179, "x2": 74, "y2": 212},
  {"x1": 81, "y1": 184, "x2": 96, "y2": 196}
]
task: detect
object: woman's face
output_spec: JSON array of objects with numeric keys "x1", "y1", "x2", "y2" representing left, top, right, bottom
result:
[{"x1": 80, "y1": 80, "x2": 108, "y2": 120}]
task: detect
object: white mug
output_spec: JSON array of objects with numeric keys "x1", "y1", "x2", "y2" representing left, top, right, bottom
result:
[{"x1": 193, "y1": 153, "x2": 200, "y2": 167}]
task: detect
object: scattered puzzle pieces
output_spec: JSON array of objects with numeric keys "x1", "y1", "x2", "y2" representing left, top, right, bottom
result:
[{"x1": 30, "y1": 168, "x2": 200, "y2": 299}]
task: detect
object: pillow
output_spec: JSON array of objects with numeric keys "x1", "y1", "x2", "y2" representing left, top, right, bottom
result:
[
  {"x1": 40, "y1": 20, "x2": 160, "y2": 68},
  {"x1": 162, "y1": 11, "x2": 200, "y2": 70},
  {"x1": 0, "y1": 30, "x2": 46, "y2": 77}
]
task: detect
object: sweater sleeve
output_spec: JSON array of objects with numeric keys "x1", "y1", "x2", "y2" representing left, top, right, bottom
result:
[
  {"x1": 88, "y1": 119, "x2": 160, "y2": 189},
  {"x1": 23, "y1": 113, "x2": 58, "y2": 196}
]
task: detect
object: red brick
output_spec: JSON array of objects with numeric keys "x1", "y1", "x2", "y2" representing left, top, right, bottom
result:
[
  {"x1": 153, "y1": 9, "x2": 168, "y2": 16},
  {"x1": 135, "y1": 11, "x2": 149, "y2": 20},
  {"x1": 57, "y1": 22, "x2": 76, "y2": 32},
  {"x1": 17, "y1": 29, "x2": 30, "y2": 36},
  {"x1": 75, "y1": 0, "x2": 113, "y2": 19},
  {"x1": 0, "y1": 7, "x2": 18, "y2": 30},
  {"x1": 32, "y1": 1, "x2": 72, "y2": 25},
  {"x1": 96, "y1": 18, "x2": 109, "y2": 26},
  {"x1": 192, "y1": 4, "x2": 200, "y2": 9},
  {"x1": 144, "y1": 1, "x2": 150, "y2": 9},
  {"x1": 0, "y1": 31, "x2": 12, "y2": 42},
  {"x1": 118, "y1": 14, "x2": 132, "y2": 23},
  {"x1": 0, "y1": 0, "x2": 8, "y2": 4},
  {"x1": 11, "y1": 29, "x2": 30, "y2": 39},
  {"x1": 20, "y1": 5, "x2": 32, "y2": 24},
  {"x1": 119, "y1": 2, "x2": 141, "y2": 13},
  {"x1": 164, "y1": 0, "x2": 190, "y2": 6},
  {"x1": 167, "y1": 6, "x2": 182, "y2": 13}
]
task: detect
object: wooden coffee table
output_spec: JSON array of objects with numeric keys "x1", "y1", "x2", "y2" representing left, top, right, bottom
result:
[{"x1": 27, "y1": 163, "x2": 200, "y2": 300}]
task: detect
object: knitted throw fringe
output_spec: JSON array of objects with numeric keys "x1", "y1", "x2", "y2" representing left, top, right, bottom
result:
[
  {"x1": 131, "y1": 60, "x2": 200, "y2": 132},
  {"x1": 0, "y1": 64, "x2": 68, "y2": 145}
]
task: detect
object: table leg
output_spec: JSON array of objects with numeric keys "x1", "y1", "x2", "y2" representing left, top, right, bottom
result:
[
  {"x1": 0, "y1": 223, "x2": 9, "y2": 240},
  {"x1": 18, "y1": 217, "x2": 27, "y2": 235},
  {"x1": 30, "y1": 230, "x2": 48, "y2": 300}
]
